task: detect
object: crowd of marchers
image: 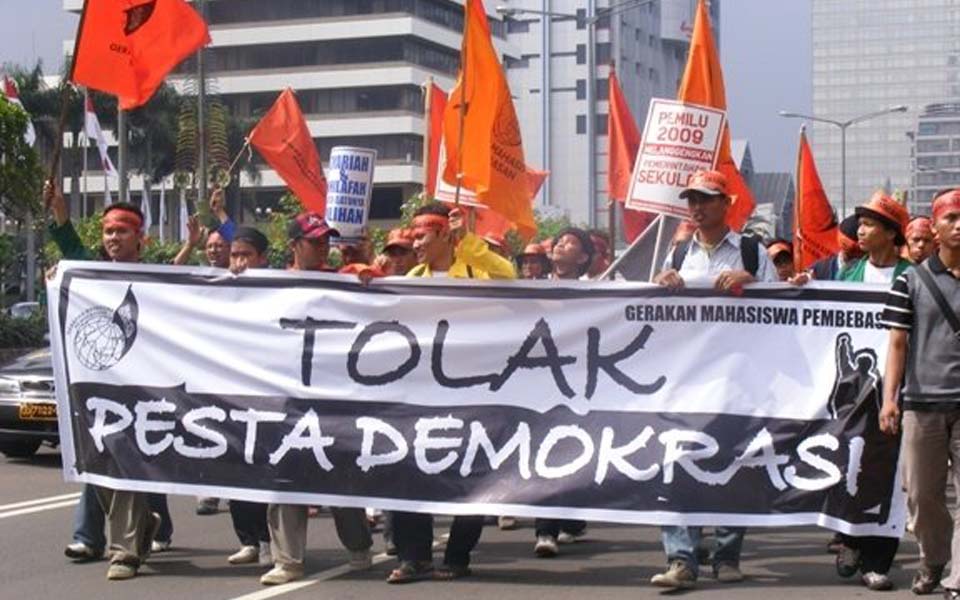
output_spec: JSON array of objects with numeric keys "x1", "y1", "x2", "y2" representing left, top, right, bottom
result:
[{"x1": 39, "y1": 169, "x2": 960, "y2": 598}]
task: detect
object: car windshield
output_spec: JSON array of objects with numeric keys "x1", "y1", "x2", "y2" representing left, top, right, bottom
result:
[{"x1": 1, "y1": 348, "x2": 52, "y2": 374}]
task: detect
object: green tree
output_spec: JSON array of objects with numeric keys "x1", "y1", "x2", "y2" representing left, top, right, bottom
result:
[{"x1": 0, "y1": 99, "x2": 43, "y2": 217}]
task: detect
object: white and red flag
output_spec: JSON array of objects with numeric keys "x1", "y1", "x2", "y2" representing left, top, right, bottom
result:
[
  {"x1": 2, "y1": 75, "x2": 36, "y2": 146},
  {"x1": 84, "y1": 93, "x2": 118, "y2": 176}
]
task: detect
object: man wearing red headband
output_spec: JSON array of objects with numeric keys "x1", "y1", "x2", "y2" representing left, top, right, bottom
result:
[
  {"x1": 45, "y1": 182, "x2": 168, "y2": 581},
  {"x1": 905, "y1": 216, "x2": 936, "y2": 264},
  {"x1": 387, "y1": 202, "x2": 514, "y2": 585},
  {"x1": 880, "y1": 189, "x2": 960, "y2": 597}
]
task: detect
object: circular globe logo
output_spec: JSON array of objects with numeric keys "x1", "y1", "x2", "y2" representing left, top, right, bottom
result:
[{"x1": 69, "y1": 286, "x2": 139, "y2": 371}]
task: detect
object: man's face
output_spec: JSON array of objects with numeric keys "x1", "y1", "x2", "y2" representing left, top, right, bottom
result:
[
  {"x1": 205, "y1": 231, "x2": 229, "y2": 268},
  {"x1": 521, "y1": 256, "x2": 545, "y2": 279},
  {"x1": 229, "y1": 240, "x2": 267, "y2": 274},
  {"x1": 934, "y1": 209, "x2": 960, "y2": 250},
  {"x1": 102, "y1": 222, "x2": 141, "y2": 263},
  {"x1": 773, "y1": 255, "x2": 796, "y2": 281},
  {"x1": 686, "y1": 192, "x2": 729, "y2": 229},
  {"x1": 384, "y1": 246, "x2": 416, "y2": 275},
  {"x1": 907, "y1": 229, "x2": 935, "y2": 263},
  {"x1": 551, "y1": 233, "x2": 588, "y2": 271},
  {"x1": 857, "y1": 216, "x2": 896, "y2": 254},
  {"x1": 292, "y1": 235, "x2": 330, "y2": 271},
  {"x1": 413, "y1": 227, "x2": 450, "y2": 267}
]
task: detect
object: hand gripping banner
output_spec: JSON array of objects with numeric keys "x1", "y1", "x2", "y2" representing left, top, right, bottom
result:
[{"x1": 48, "y1": 262, "x2": 905, "y2": 537}]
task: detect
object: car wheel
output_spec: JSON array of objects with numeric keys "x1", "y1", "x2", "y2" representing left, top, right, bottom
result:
[{"x1": 0, "y1": 440, "x2": 42, "y2": 458}]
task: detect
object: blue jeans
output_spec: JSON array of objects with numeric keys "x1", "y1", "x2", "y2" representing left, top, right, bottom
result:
[
  {"x1": 661, "y1": 526, "x2": 746, "y2": 578},
  {"x1": 73, "y1": 485, "x2": 173, "y2": 548}
]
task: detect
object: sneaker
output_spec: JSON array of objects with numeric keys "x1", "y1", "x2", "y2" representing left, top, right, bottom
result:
[
  {"x1": 349, "y1": 549, "x2": 372, "y2": 570},
  {"x1": 258, "y1": 541, "x2": 273, "y2": 566},
  {"x1": 714, "y1": 562, "x2": 744, "y2": 583},
  {"x1": 65, "y1": 542, "x2": 103, "y2": 561},
  {"x1": 195, "y1": 497, "x2": 219, "y2": 516},
  {"x1": 260, "y1": 565, "x2": 303, "y2": 586},
  {"x1": 385, "y1": 541, "x2": 398, "y2": 556},
  {"x1": 836, "y1": 545, "x2": 861, "y2": 578},
  {"x1": 151, "y1": 540, "x2": 171, "y2": 553},
  {"x1": 228, "y1": 545, "x2": 259, "y2": 565},
  {"x1": 557, "y1": 529, "x2": 586, "y2": 544},
  {"x1": 861, "y1": 571, "x2": 894, "y2": 591},
  {"x1": 651, "y1": 561, "x2": 697, "y2": 589},
  {"x1": 106, "y1": 563, "x2": 137, "y2": 580},
  {"x1": 498, "y1": 516, "x2": 518, "y2": 530},
  {"x1": 534, "y1": 535, "x2": 559, "y2": 558},
  {"x1": 911, "y1": 565, "x2": 943, "y2": 595},
  {"x1": 944, "y1": 588, "x2": 960, "y2": 600}
]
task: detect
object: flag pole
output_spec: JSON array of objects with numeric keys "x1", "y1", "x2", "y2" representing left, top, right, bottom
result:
[
  {"x1": 422, "y1": 77, "x2": 433, "y2": 195},
  {"x1": 453, "y1": 5, "x2": 469, "y2": 208},
  {"x1": 606, "y1": 61, "x2": 617, "y2": 270},
  {"x1": 224, "y1": 138, "x2": 251, "y2": 181}
]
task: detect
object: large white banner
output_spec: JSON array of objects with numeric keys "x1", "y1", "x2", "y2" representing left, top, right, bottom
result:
[{"x1": 48, "y1": 262, "x2": 904, "y2": 536}]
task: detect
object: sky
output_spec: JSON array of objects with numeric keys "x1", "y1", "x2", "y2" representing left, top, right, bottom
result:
[{"x1": 0, "y1": 0, "x2": 812, "y2": 174}]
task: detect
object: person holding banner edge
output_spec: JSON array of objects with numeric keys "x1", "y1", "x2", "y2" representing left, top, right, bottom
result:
[{"x1": 650, "y1": 169, "x2": 777, "y2": 590}]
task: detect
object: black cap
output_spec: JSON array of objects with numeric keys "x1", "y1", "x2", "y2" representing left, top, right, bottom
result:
[
  {"x1": 839, "y1": 214, "x2": 859, "y2": 242},
  {"x1": 233, "y1": 227, "x2": 269, "y2": 255}
]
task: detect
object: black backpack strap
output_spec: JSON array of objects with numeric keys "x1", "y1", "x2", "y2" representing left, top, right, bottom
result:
[
  {"x1": 671, "y1": 239, "x2": 692, "y2": 272},
  {"x1": 740, "y1": 235, "x2": 760, "y2": 277},
  {"x1": 466, "y1": 265, "x2": 475, "y2": 279},
  {"x1": 915, "y1": 263, "x2": 960, "y2": 340}
]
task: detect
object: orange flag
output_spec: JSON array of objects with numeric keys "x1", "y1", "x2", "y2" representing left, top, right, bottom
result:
[
  {"x1": 793, "y1": 127, "x2": 839, "y2": 271},
  {"x1": 71, "y1": 0, "x2": 209, "y2": 110},
  {"x1": 443, "y1": 0, "x2": 535, "y2": 239},
  {"x1": 249, "y1": 88, "x2": 327, "y2": 213},
  {"x1": 608, "y1": 67, "x2": 656, "y2": 242},
  {"x1": 425, "y1": 82, "x2": 448, "y2": 198},
  {"x1": 677, "y1": 0, "x2": 754, "y2": 231}
]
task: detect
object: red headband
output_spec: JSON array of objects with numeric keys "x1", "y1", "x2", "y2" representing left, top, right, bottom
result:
[
  {"x1": 933, "y1": 190, "x2": 960, "y2": 221},
  {"x1": 102, "y1": 209, "x2": 143, "y2": 232},
  {"x1": 412, "y1": 214, "x2": 450, "y2": 236},
  {"x1": 905, "y1": 217, "x2": 933, "y2": 237}
]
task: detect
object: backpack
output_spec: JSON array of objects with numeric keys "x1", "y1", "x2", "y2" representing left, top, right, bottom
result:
[{"x1": 671, "y1": 233, "x2": 760, "y2": 277}]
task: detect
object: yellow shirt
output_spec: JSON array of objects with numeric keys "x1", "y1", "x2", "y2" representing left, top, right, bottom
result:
[{"x1": 407, "y1": 232, "x2": 516, "y2": 280}]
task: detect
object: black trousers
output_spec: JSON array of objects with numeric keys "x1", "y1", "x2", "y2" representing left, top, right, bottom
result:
[
  {"x1": 840, "y1": 534, "x2": 899, "y2": 574},
  {"x1": 230, "y1": 500, "x2": 270, "y2": 547},
  {"x1": 535, "y1": 519, "x2": 586, "y2": 538},
  {"x1": 392, "y1": 511, "x2": 485, "y2": 567}
]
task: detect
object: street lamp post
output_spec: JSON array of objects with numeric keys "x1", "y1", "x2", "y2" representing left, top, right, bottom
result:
[
  {"x1": 778, "y1": 105, "x2": 908, "y2": 218},
  {"x1": 496, "y1": 0, "x2": 657, "y2": 228}
]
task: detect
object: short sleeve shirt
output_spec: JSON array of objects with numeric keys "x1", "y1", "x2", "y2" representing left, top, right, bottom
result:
[
  {"x1": 881, "y1": 254, "x2": 960, "y2": 409},
  {"x1": 662, "y1": 230, "x2": 778, "y2": 283}
]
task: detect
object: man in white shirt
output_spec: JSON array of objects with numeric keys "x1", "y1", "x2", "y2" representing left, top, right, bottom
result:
[{"x1": 650, "y1": 169, "x2": 776, "y2": 590}]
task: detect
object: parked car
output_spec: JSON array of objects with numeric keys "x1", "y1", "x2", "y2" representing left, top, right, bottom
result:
[
  {"x1": 0, "y1": 348, "x2": 56, "y2": 458},
  {"x1": 8, "y1": 301, "x2": 40, "y2": 320}
]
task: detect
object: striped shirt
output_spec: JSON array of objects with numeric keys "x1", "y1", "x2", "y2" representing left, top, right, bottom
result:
[{"x1": 881, "y1": 254, "x2": 960, "y2": 408}]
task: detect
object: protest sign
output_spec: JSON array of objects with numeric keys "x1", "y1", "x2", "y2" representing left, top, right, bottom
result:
[
  {"x1": 625, "y1": 98, "x2": 726, "y2": 218},
  {"x1": 325, "y1": 146, "x2": 376, "y2": 240},
  {"x1": 48, "y1": 263, "x2": 904, "y2": 536}
]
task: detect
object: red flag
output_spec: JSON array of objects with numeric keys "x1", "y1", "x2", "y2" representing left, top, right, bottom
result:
[
  {"x1": 443, "y1": 0, "x2": 535, "y2": 239},
  {"x1": 607, "y1": 68, "x2": 656, "y2": 242},
  {"x1": 71, "y1": 0, "x2": 210, "y2": 110},
  {"x1": 249, "y1": 88, "x2": 327, "y2": 213},
  {"x1": 425, "y1": 82, "x2": 448, "y2": 198},
  {"x1": 793, "y1": 127, "x2": 839, "y2": 271},
  {"x1": 2, "y1": 75, "x2": 36, "y2": 145},
  {"x1": 677, "y1": 0, "x2": 754, "y2": 231}
]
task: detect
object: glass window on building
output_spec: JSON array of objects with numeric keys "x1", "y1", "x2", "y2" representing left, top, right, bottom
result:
[
  {"x1": 576, "y1": 114, "x2": 587, "y2": 134},
  {"x1": 576, "y1": 79, "x2": 586, "y2": 100}
]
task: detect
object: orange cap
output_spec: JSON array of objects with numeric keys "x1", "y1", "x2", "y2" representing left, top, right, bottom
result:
[
  {"x1": 384, "y1": 228, "x2": 413, "y2": 250},
  {"x1": 854, "y1": 191, "x2": 909, "y2": 244},
  {"x1": 767, "y1": 241, "x2": 793, "y2": 260},
  {"x1": 521, "y1": 243, "x2": 546, "y2": 256},
  {"x1": 680, "y1": 170, "x2": 728, "y2": 199},
  {"x1": 483, "y1": 234, "x2": 505, "y2": 249}
]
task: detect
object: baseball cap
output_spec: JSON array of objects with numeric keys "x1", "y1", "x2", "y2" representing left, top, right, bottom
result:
[
  {"x1": 383, "y1": 228, "x2": 414, "y2": 251},
  {"x1": 680, "y1": 170, "x2": 729, "y2": 199},
  {"x1": 287, "y1": 212, "x2": 340, "y2": 241}
]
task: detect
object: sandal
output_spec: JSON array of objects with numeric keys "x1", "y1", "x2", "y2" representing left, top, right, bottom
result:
[
  {"x1": 386, "y1": 560, "x2": 434, "y2": 584},
  {"x1": 433, "y1": 564, "x2": 472, "y2": 580}
]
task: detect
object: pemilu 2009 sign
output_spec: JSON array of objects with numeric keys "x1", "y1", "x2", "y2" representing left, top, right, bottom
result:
[{"x1": 48, "y1": 262, "x2": 904, "y2": 537}]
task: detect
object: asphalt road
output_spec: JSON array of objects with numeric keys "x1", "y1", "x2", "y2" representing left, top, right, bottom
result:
[{"x1": 0, "y1": 446, "x2": 930, "y2": 599}]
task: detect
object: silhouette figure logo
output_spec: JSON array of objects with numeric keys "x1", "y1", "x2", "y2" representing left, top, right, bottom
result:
[{"x1": 69, "y1": 286, "x2": 139, "y2": 371}]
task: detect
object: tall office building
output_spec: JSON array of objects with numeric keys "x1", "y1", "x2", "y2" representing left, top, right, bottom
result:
[
  {"x1": 504, "y1": 0, "x2": 715, "y2": 226},
  {"x1": 811, "y1": 0, "x2": 960, "y2": 216},
  {"x1": 62, "y1": 0, "x2": 510, "y2": 226},
  {"x1": 910, "y1": 102, "x2": 960, "y2": 215}
]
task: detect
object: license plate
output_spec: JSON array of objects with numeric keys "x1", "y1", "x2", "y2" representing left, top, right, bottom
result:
[{"x1": 18, "y1": 403, "x2": 57, "y2": 421}]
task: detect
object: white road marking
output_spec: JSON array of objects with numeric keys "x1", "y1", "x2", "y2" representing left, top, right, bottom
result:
[
  {"x1": 0, "y1": 491, "x2": 81, "y2": 512},
  {"x1": 226, "y1": 552, "x2": 392, "y2": 600},
  {"x1": 0, "y1": 498, "x2": 80, "y2": 520}
]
